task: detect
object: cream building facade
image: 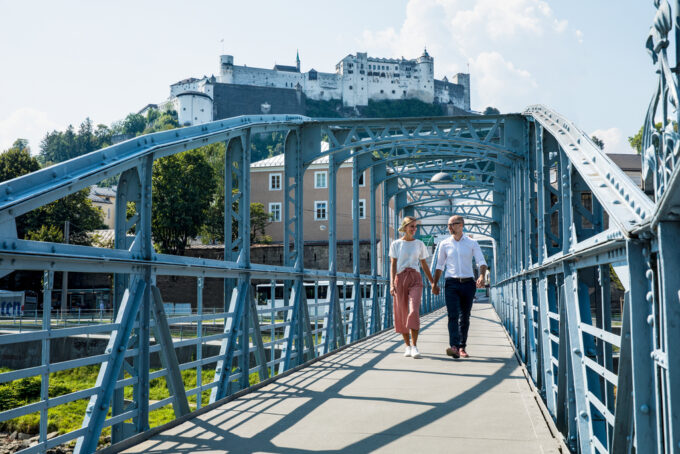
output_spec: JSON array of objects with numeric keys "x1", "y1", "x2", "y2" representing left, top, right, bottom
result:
[{"x1": 250, "y1": 154, "x2": 396, "y2": 272}]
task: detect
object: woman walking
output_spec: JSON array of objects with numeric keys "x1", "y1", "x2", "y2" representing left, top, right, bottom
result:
[{"x1": 389, "y1": 216, "x2": 436, "y2": 358}]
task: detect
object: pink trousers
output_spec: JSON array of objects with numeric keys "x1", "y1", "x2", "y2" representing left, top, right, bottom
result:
[{"x1": 393, "y1": 268, "x2": 423, "y2": 334}]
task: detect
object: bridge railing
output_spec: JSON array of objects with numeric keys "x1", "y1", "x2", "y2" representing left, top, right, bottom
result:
[
  {"x1": 492, "y1": 97, "x2": 680, "y2": 453},
  {"x1": 0, "y1": 112, "x2": 466, "y2": 454}
]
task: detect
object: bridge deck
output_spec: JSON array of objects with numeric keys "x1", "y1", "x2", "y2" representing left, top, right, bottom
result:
[{"x1": 123, "y1": 302, "x2": 562, "y2": 453}]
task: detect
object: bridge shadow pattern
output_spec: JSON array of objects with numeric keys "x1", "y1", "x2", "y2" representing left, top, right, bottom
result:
[{"x1": 122, "y1": 303, "x2": 560, "y2": 454}]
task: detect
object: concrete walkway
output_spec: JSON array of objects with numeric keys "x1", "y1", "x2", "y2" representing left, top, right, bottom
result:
[{"x1": 123, "y1": 302, "x2": 562, "y2": 453}]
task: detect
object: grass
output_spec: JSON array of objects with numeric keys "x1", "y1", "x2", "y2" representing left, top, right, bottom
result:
[{"x1": 0, "y1": 364, "x2": 263, "y2": 438}]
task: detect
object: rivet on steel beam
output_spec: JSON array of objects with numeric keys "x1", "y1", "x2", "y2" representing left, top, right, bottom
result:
[
  {"x1": 646, "y1": 292, "x2": 654, "y2": 303},
  {"x1": 647, "y1": 315, "x2": 655, "y2": 326},
  {"x1": 640, "y1": 404, "x2": 650, "y2": 414},
  {"x1": 580, "y1": 411, "x2": 588, "y2": 419}
]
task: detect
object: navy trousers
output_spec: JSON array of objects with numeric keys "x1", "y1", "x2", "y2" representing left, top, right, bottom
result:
[{"x1": 444, "y1": 279, "x2": 476, "y2": 348}]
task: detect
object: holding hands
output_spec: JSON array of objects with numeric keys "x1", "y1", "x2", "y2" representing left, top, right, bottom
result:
[
  {"x1": 431, "y1": 282, "x2": 440, "y2": 295},
  {"x1": 476, "y1": 275, "x2": 485, "y2": 288}
]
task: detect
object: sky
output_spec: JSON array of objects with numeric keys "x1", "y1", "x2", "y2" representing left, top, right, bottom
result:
[{"x1": 0, "y1": 0, "x2": 656, "y2": 155}]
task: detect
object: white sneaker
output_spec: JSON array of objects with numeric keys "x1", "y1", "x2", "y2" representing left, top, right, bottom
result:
[
  {"x1": 411, "y1": 346, "x2": 421, "y2": 358},
  {"x1": 404, "y1": 346, "x2": 412, "y2": 357}
]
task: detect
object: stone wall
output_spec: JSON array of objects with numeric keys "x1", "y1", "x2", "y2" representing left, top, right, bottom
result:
[{"x1": 212, "y1": 84, "x2": 306, "y2": 119}]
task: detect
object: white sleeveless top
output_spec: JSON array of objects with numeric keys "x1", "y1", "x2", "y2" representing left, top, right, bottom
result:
[{"x1": 389, "y1": 239, "x2": 429, "y2": 274}]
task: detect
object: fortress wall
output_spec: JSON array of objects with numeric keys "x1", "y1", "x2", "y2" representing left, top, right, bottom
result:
[
  {"x1": 212, "y1": 84, "x2": 306, "y2": 119},
  {"x1": 231, "y1": 66, "x2": 304, "y2": 89}
]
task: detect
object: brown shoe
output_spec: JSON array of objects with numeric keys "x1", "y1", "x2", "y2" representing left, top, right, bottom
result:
[
  {"x1": 459, "y1": 348, "x2": 469, "y2": 358},
  {"x1": 446, "y1": 346, "x2": 460, "y2": 358}
]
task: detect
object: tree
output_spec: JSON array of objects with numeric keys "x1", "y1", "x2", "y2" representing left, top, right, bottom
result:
[
  {"x1": 122, "y1": 113, "x2": 146, "y2": 136},
  {"x1": 591, "y1": 135, "x2": 605, "y2": 150},
  {"x1": 251, "y1": 132, "x2": 285, "y2": 162},
  {"x1": 628, "y1": 123, "x2": 665, "y2": 155},
  {"x1": 249, "y1": 203, "x2": 272, "y2": 243},
  {"x1": 483, "y1": 106, "x2": 500, "y2": 115},
  {"x1": 151, "y1": 149, "x2": 216, "y2": 255},
  {"x1": 0, "y1": 141, "x2": 40, "y2": 182},
  {"x1": 202, "y1": 193, "x2": 273, "y2": 245},
  {"x1": 38, "y1": 118, "x2": 111, "y2": 165},
  {"x1": 0, "y1": 142, "x2": 105, "y2": 244},
  {"x1": 143, "y1": 109, "x2": 179, "y2": 134},
  {"x1": 21, "y1": 189, "x2": 105, "y2": 244}
]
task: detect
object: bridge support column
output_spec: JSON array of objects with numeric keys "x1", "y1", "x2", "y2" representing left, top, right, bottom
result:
[
  {"x1": 322, "y1": 140, "x2": 348, "y2": 353},
  {"x1": 212, "y1": 132, "x2": 265, "y2": 400},
  {"x1": 349, "y1": 154, "x2": 366, "y2": 342},
  {"x1": 626, "y1": 240, "x2": 658, "y2": 451},
  {"x1": 369, "y1": 166, "x2": 382, "y2": 334},
  {"x1": 280, "y1": 127, "x2": 315, "y2": 371},
  {"x1": 382, "y1": 181, "x2": 393, "y2": 329}
]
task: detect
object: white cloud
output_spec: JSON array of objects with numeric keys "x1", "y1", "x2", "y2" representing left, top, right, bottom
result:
[
  {"x1": 590, "y1": 127, "x2": 637, "y2": 154},
  {"x1": 575, "y1": 29, "x2": 584, "y2": 44},
  {"x1": 359, "y1": 0, "x2": 571, "y2": 111},
  {"x1": 468, "y1": 52, "x2": 538, "y2": 112},
  {"x1": 448, "y1": 0, "x2": 563, "y2": 41},
  {"x1": 0, "y1": 108, "x2": 59, "y2": 154}
]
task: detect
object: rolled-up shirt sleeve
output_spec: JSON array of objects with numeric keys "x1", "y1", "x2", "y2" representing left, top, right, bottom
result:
[
  {"x1": 435, "y1": 243, "x2": 447, "y2": 271},
  {"x1": 472, "y1": 242, "x2": 487, "y2": 269}
]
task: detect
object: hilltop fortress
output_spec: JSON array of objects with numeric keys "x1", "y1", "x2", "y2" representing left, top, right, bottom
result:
[{"x1": 158, "y1": 50, "x2": 471, "y2": 126}]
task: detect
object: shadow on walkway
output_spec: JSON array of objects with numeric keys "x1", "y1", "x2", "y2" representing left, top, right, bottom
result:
[{"x1": 123, "y1": 303, "x2": 560, "y2": 454}]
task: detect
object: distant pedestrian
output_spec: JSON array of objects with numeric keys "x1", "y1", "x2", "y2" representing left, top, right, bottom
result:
[
  {"x1": 389, "y1": 216, "x2": 436, "y2": 359},
  {"x1": 432, "y1": 215, "x2": 488, "y2": 359}
]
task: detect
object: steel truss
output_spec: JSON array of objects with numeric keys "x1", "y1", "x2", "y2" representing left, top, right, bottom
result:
[{"x1": 0, "y1": 18, "x2": 678, "y2": 449}]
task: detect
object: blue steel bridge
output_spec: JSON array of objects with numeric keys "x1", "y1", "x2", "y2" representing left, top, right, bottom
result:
[{"x1": 1, "y1": 5, "x2": 680, "y2": 453}]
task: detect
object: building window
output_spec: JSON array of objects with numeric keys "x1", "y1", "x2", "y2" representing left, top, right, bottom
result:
[
  {"x1": 314, "y1": 171, "x2": 328, "y2": 188},
  {"x1": 269, "y1": 202, "x2": 282, "y2": 222},
  {"x1": 269, "y1": 173, "x2": 282, "y2": 191},
  {"x1": 392, "y1": 90, "x2": 395, "y2": 94},
  {"x1": 351, "y1": 171, "x2": 366, "y2": 187},
  {"x1": 352, "y1": 199, "x2": 366, "y2": 219},
  {"x1": 349, "y1": 85, "x2": 353, "y2": 90},
  {"x1": 380, "y1": 89, "x2": 384, "y2": 94},
  {"x1": 314, "y1": 201, "x2": 328, "y2": 220}
]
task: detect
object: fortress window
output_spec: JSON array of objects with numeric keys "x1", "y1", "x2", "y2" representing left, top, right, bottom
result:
[
  {"x1": 392, "y1": 90, "x2": 395, "y2": 94},
  {"x1": 403, "y1": 90, "x2": 407, "y2": 94},
  {"x1": 349, "y1": 85, "x2": 353, "y2": 90},
  {"x1": 380, "y1": 89, "x2": 384, "y2": 94}
]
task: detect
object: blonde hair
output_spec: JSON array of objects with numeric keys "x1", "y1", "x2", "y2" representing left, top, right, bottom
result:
[{"x1": 398, "y1": 216, "x2": 418, "y2": 233}]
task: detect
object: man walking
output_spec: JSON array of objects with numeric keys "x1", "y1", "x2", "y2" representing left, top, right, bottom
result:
[{"x1": 432, "y1": 215, "x2": 488, "y2": 358}]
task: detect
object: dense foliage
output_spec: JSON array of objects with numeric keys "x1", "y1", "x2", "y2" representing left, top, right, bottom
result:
[
  {"x1": 151, "y1": 149, "x2": 216, "y2": 255},
  {"x1": 0, "y1": 141, "x2": 105, "y2": 244}
]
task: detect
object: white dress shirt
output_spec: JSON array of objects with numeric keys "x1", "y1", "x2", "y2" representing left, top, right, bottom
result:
[{"x1": 435, "y1": 234, "x2": 487, "y2": 278}]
